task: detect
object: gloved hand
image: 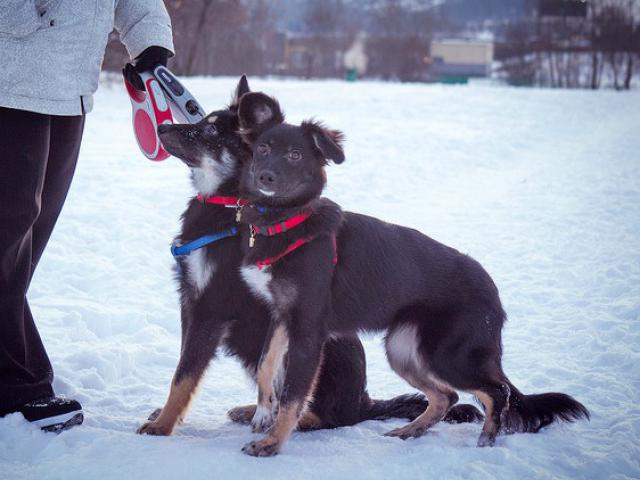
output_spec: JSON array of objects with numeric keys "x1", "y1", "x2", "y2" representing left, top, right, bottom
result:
[{"x1": 122, "y1": 46, "x2": 171, "y2": 91}]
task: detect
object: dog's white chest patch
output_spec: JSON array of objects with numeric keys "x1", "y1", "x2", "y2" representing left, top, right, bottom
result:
[
  {"x1": 185, "y1": 249, "x2": 215, "y2": 295},
  {"x1": 240, "y1": 265, "x2": 273, "y2": 304}
]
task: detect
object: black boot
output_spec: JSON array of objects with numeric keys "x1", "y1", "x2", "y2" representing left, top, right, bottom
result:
[{"x1": 3, "y1": 396, "x2": 84, "y2": 433}]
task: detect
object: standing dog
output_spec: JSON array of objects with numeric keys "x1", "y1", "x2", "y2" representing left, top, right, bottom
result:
[
  {"x1": 136, "y1": 77, "x2": 482, "y2": 438},
  {"x1": 234, "y1": 91, "x2": 589, "y2": 456}
]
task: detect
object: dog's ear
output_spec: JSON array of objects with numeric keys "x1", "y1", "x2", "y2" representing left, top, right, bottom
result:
[
  {"x1": 238, "y1": 92, "x2": 284, "y2": 144},
  {"x1": 230, "y1": 74, "x2": 250, "y2": 110},
  {"x1": 302, "y1": 120, "x2": 345, "y2": 164}
]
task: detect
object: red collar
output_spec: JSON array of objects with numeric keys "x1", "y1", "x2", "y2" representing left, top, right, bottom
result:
[{"x1": 196, "y1": 194, "x2": 250, "y2": 207}]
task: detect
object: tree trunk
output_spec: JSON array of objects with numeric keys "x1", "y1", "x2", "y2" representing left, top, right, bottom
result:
[
  {"x1": 623, "y1": 53, "x2": 634, "y2": 90},
  {"x1": 590, "y1": 50, "x2": 599, "y2": 89},
  {"x1": 547, "y1": 51, "x2": 556, "y2": 87},
  {"x1": 609, "y1": 52, "x2": 619, "y2": 89},
  {"x1": 185, "y1": 2, "x2": 212, "y2": 75},
  {"x1": 597, "y1": 52, "x2": 605, "y2": 88}
]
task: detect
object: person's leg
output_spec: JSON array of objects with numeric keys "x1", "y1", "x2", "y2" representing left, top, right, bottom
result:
[
  {"x1": 0, "y1": 107, "x2": 54, "y2": 413},
  {"x1": 29, "y1": 114, "x2": 84, "y2": 278},
  {"x1": 0, "y1": 108, "x2": 84, "y2": 415}
]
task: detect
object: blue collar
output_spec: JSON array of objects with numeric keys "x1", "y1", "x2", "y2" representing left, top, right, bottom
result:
[{"x1": 171, "y1": 226, "x2": 239, "y2": 257}]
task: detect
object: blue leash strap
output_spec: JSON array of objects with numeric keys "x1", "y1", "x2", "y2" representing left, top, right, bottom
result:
[
  {"x1": 171, "y1": 225, "x2": 239, "y2": 257},
  {"x1": 255, "y1": 205, "x2": 273, "y2": 214}
]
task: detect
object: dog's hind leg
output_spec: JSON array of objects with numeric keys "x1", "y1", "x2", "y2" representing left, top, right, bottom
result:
[
  {"x1": 228, "y1": 404, "x2": 257, "y2": 425},
  {"x1": 473, "y1": 383, "x2": 510, "y2": 447},
  {"x1": 137, "y1": 308, "x2": 226, "y2": 436},
  {"x1": 383, "y1": 323, "x2": 458, "y2": 439},
  {"x1": 296, "y1": 411, "x2": 324, "y2": 431}
]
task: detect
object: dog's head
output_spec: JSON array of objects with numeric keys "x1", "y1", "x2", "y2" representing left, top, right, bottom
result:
[
  {"x1": 158, "y1": 75, "x2": 251, "y2": 196},
  {"x1": 237, "y1": 92, "x2": 345, "y2": 207}
]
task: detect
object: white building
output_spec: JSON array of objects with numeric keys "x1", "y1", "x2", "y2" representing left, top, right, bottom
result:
[{"x1": 430, "y1": 40, "x2": 494, "y2": 79}]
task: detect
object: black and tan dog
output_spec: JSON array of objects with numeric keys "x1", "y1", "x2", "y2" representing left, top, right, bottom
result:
[
  {"x1": 136, "y1": 77, "x2": 482, "y2": 439},
  {"x1": 234, "y1": 91, "x2": 590, "y2": 456}
]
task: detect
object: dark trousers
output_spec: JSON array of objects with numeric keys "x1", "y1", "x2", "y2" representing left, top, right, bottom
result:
[{"x1": 0, "y1": 107, "x2": 85, "y2": 414}]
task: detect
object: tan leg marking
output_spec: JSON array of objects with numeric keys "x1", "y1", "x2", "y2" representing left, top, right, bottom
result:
[
  {"x1": 384, "y1": 386, "x2": 453, "y2": 439},
  {"x1": 473, "y1": 390, "x2": 497, "y2": 445},
  {"x1": 228, "y1": 404, "x2": 257, "y2": 425},
  {"x1": 302, "y1": 348, "x2": 325, "y2": 404},
  {"x1": 294, "y1": 355, "x2": 326, "y2": 431},
  {"x1": 137, "y1": 376, "x2": 199, "y2": 436},
  {"x1": 257, "y1": 324, "x2": 289, "y2": 400},
  {"x1": 252, "y1": 324, "x2": 289, "y2": 432},
  {"x1": 242, "y1": 401, "x2": 302, "y2": 457},
  {"x1": 385, "y1": 370, "x2": 457, "y2": 439}
]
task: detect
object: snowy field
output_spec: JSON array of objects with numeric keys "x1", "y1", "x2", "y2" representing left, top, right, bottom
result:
[{"x1": 1, "y1": 77, "x2": 639, "y2": 479}]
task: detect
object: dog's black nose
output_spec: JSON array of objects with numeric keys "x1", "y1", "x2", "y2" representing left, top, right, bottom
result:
[
  {"x1": 157, "y1": 123, "x2": 172, "y2": 135},
  {"x1": 258, "y1": 170, "x2": 276, "y2": 187}
]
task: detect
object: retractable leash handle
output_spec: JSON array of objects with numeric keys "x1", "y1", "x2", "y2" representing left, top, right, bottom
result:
[
  {"x1": 125, "y1": 71, "x2": 172, "y2": 161},
  {"x1": 153, "y1": 65, "x2": 205, "y2": 124},
  {"x1": 125, "y1": 66, "x2": 205, "y2": 161}
]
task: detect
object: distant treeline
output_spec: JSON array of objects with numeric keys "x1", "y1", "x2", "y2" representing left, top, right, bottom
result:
[
  {"x1": 102, "y1": 0, "x2": 639, "y2": 89},
  {"x1": 103, "y1": 0, "x2": 446, "y2": 81},
  {"x1": 498, "y1": 0, "x2": 639, "y2": 89}
]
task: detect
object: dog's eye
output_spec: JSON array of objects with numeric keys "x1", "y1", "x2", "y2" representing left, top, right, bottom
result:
[
  {"x1": 204, "y1": 124, "x2": 217, "y2": 135},
  {"x1": 257, "y1": 144, "x2": 270, "y2": 155},
  {"x1": 288, "y1": 150, "x2": 302, "y2": 162}
]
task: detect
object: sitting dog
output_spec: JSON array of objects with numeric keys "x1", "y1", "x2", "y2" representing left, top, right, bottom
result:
[
  {"x1": 136, "y1": 77, "x2": 482, "y2": 439},
  {"x1": 233, "y1": 91, "x2": 589, "y2": 457}
]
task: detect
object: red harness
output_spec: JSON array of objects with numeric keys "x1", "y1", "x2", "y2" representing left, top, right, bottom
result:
[
  {"x1": 250, "y1": 212, "x2": 338, "y2": 270},
  {"x1": 195, "y1": 195, "x2": 338, "y2": 269},
  {"x1": 253, "y1": 212, "x2": 311, "y2": 236}
]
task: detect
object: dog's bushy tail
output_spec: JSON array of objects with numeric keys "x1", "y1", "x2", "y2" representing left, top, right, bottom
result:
[
  {"x1": 503, "y1": 383, "x2": 590, "y2": 433},
  {"x1": 362, "y1": 394, "x2": 484, "y2": 424},
  {"x1": 362, "y1": 393, "x2": 427, "y2": 422}
]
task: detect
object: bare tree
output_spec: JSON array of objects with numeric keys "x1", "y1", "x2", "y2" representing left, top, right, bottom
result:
[
  {"x1": 301, "y1": 0, "x2": 347, "y2": 78},
  {"x1": 164, "y1": 0, "x2": 258, "y2": 76},
  {"x1": 499, "y1": 21, "x2": 539, "y2": 86},
  {"x1": 590, "y1": 0, "x2": 637, "y2": 90},
  {"x1": 368, "y1": 0, "x2": 433, "y2": 81}
]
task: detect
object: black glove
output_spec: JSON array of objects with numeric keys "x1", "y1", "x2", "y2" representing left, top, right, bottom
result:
[{"x1": 122, "y1": 46, "x2": 171, "y2": 91}]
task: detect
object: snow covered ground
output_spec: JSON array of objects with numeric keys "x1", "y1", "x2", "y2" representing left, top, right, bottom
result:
[{"x1": 1, "y1": 77, "x2": 639, "y2": 479}]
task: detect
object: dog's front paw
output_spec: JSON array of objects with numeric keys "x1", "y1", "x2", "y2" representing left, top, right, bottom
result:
[
  {"x1": 251, "y1": 404, "x2": 274, "y2": 433},
  {"x1": 228, "y1": 405, "x2": 256, "y2": 425},
  {"x1": 242, "y1": 436, "x2": 280, "y2": 457},
  {"x1": 137, "y1": 420, "x2": 174, "y2": 436}
]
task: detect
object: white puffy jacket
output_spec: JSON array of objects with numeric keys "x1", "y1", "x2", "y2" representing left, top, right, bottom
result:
[{"x1": 0, "y1": 0, "x2": 174, "y2": 115}]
